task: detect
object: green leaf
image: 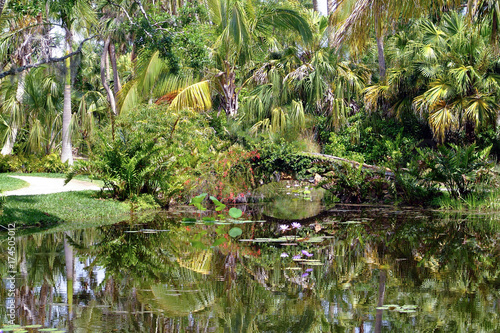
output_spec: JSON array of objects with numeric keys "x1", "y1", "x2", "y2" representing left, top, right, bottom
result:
[
  {"x1": 191, "y1": 241, "x2": 207, "y2": 249},
  {"x1": 228, "y1": 227, "x2": 243, "y2": 238},
  {"x1": 182, "y1": 217, "x2": 196, "y2": 222},
  {"x1": 229, "y1": 207, "x2": 243, "y2": 218},
  {"x1": 213, "y1": 237, "x2": 227, "y2": 246}
]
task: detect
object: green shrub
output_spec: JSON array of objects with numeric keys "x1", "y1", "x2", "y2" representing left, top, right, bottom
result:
[
  {"x1": 323, "y1": 112, "x2": 424, "y2": 167},
  {"x1": 322, "y1": 163, "x2": 390, "y2": 203},
  {"x1": 67, "y1": 105, "x2": 224, "y2": 206},
  {"x1": 422, "y1": 144, "x2": 493, "y2": 199},
  {"x1": 0, "y1": 153, "x2": 68, "y2": 173},
  {"x1": 250, "y1": 139, "x2": 331, "y2": 181}
]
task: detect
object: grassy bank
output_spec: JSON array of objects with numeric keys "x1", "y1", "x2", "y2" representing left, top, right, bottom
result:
[
  {"x1": 0, "y1": 191, "x2": 130, "y2": 231},
  {"x1": 0, "y1": 173, "x2": 30, "y2": 192}
]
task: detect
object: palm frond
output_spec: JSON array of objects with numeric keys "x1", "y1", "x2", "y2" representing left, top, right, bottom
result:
[{"x1": 169, "y1": 81, "x2": 212, "y2": 112}]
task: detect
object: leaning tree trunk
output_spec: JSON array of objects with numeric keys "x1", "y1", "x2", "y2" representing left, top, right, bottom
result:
[
  {"x1": 61, "y1": 30, "x2": 74, "y2": 165},
  {"x1": 101, "y1": 38, "x2": 117, "y2": 116},
  {"x1": 109, "y1": 42, "x2": 121, "y2": 98}
]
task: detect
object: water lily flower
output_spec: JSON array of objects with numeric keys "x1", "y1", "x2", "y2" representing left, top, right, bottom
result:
[
  {"x1": 306, "y1": 268, "x2": 313, "y2": 272},
  {"x1": 291, "y1": 222, "x2": 302, "y2": 229},
  {"x1": 280, "y1": 252, "x2": 289, "y2": 258},
  {"x1": 302, "y1": 273, "x2": 309, "y2": 277},
  {"x1": 302, "y1": 250, "x2": 313, "y2": 257},
  {"x1": 279, "y1": 224, "x2": 290, "y2": 232},
  {"x1": 293, "y1": 254, "x2": 302, "y2": 260}
]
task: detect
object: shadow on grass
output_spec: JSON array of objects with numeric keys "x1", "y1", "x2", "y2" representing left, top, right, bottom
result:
[
  {"x1": 1, "y1": 195, "x2": 62, "y2": 229},
  {"x1": 0, "y1": 191, "x2": 131, "y2": 236}
]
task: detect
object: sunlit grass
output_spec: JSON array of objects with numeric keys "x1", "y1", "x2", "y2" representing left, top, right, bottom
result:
[
  {"x1": 0, "y1": 191, "x2": 129, "y2": 230},
  {"x1": 434, "y1": 188, "x2": 500, "y2": 211},
  {"x1": 0, "y1": 173, "x2": 30, "y2": 192}
]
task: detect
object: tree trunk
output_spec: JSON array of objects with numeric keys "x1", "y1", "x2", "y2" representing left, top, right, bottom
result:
[
  {"x1": 61, "y1": 31, "x2": 74, "y2": 165},
  {"x1": 1, "y1": 59, "x2": 26, "y2": 155},
  {"x1": 101, "y1": 38, "x2": 117, "y2": 116},
  {"x1": 109, "y1": 42, "x2": 121, "y2": 98},
  {"x1": 0, "y1": 0, "x2": 6, "y2": 17},
  {"x1": 374, "y1": 15, "x2": 386, "y2": 80},
  {"x1": 327, "y1": 0, "x2": 334, "y2": 48},
  {"x1": 64, "y1": 232, "x2": 74, "y2": 318},
  {"x1": 172, "y1": 0, "x2": 177, "y2": 15},
  {"x1": 312, "y1": 0, "x2": 318, "y2": 12},
  {"x1": 374, "y1": 270, "x2": 387, "y2": 333},
  {"x1": 221, "y1": 67, "x2": 238, "y2": 118}
]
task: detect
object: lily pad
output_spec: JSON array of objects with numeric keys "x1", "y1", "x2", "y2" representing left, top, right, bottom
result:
[
  {"x1": 228, "y1": 227, "x2": 243, "y2": 238},
  {"x1": 229, "y1": 208, "x2": 243, "y2": 218}
]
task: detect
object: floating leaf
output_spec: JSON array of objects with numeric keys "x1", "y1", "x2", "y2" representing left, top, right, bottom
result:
[
  {"x1": 182, "y1": 217, "x2": 196, "y2": 223},
  {"x1": 191, "y1": 241, "x2": 206, "y2": 249},
  {"x1": 213, "y1": 237, "x2": 227, "y2": 246},
  {"x1": 202, "y1": 217, "x2": 216, "y2": 223},
  {"x1": 228, "y1": 227, "x2": 243, "y2": 238},
  {"x1": 228, "y1": 208, "x2": 243, "y2": 218},
  {"x1": 24, "y1": 325, "x2": 43, "y2": 328}
]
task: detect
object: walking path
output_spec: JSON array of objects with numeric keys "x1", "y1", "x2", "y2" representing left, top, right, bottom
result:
[{"x1": 3, "y1": 176, "x2": 101, "y2": 196}]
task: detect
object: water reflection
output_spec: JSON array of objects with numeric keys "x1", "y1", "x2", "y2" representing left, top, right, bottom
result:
[{"x1": 2, "y1": 207, "x2": 500, "y2": 332}]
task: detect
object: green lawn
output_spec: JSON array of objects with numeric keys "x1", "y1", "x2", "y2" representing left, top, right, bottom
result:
[
  {"x1": 0, "y1": 191, "x2": 130, "y2": 230},
  {"x1": 0, "y1": 173, "x2": 30, "y2": 192}
]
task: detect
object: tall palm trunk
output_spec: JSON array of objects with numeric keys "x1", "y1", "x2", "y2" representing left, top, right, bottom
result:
[
  {"x1": 64, "y1": 232, "x2": 74, "y2": 319},
  {"x1": 375, "y1": 270, "x2": 387, "y2": 333},
  {"x1": 61, "y1": 31, "x2": 74, "y2": 164},
  {"x1": 327, "y1": 0, "x2": 334, "y2": 47},
  {"x1": 219, "y1": 63, "x2": 238, "y2": 118},
  {"x1": 374, "y1": 14, "x2": 386, "y2": 80},
  {"x1": 1, "y1": 68, "x2": 25, "y2": 155},
  {"x1": 312, "y1": 0, "x2": 318, "y2": 12}
]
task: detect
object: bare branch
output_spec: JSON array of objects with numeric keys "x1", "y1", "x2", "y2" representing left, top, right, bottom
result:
[
  {"x1": 0, "y1": 36, "x2": 97, "y2": 80},
  {"x1": 107, "y1": 0, "x2": 153, "y2": 38}
]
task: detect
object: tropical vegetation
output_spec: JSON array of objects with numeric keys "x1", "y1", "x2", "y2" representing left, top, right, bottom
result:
[{"x1": 1, "y1": 0, "x2": 500, "y2": 208}]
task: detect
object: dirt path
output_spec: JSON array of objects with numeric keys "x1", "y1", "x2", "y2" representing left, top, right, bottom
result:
[{"x1": 3, "y1": 176, "x2": 101, "y2": 196}]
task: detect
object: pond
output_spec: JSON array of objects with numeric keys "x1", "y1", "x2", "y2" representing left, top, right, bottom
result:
[{"x1": 2, "y1": 192, "x2": 500, "y2": 332}]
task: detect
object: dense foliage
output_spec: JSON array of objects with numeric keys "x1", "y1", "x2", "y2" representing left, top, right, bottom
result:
[{"x1": 1, "y1": 0, "x2": 500, "y2": 207}]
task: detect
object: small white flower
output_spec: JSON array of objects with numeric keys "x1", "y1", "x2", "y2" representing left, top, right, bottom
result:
[
  {"x1": 279, "y1": 224, "x2": 290, "y2": 232},
  {"x1": 291, "y1": 222, "x2": 302, "y2": 229}
]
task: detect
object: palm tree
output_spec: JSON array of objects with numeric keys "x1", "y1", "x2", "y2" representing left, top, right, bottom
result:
[
  {"x1": 365, "y1": 12, "x2": 500, "y2": 141},
  {"x1": 207, "y1": 0, "x2": 312, "y2": 118},
  {"x1": 46, "y1": 0, "x2": 96, "y2": 164},
  {"x1": 0, "y1": 13, "x2": 40, "y2": 155},
  {"x1": 332, "y1": 0, "x2": 460, "y2": 80},
  {"x1": 242, "y1": 11, "x2": 368, "y2": 138}
]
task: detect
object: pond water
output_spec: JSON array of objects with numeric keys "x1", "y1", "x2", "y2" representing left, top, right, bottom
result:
[{"x1": 2, "y1": 193, "x2": 500, "y2": 332}]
